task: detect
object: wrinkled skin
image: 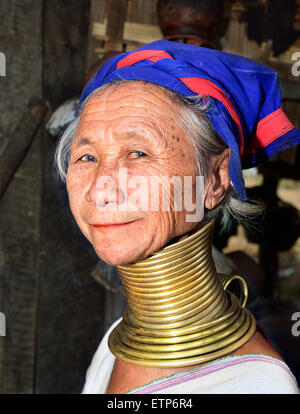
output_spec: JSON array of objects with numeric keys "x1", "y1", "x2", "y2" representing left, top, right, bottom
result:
[{"x1": 66, "y1": 81, "x2": 230, "y2": 266}]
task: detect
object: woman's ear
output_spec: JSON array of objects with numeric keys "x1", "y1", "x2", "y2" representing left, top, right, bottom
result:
[{"x1": 204, "y1": 148, "x2": 231, "y2": 210}]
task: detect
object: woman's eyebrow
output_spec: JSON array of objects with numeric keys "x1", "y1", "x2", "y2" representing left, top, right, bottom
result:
[
  {"x1": 73, "y1": 137, "x2": 94, "y2": 148},
  {"x1": 74, "y1": 134, "x2": 151, "y2": 147},
  {"x1": 115, "y1": 130, "x2": 147, "y2": 140},
  {"x1": 73, "y1": 127, "x2": 166, "y2": 148},
  {"x1": 114, "y1": 127, "x2": 166, "y2": 145}
]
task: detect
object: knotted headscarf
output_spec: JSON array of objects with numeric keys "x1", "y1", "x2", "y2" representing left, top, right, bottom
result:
[{"x1": 78, "y1": 40, "x2": 300, "y2": 200}]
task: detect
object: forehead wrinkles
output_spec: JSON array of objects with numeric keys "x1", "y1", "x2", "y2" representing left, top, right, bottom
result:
[
  {"x1": 77, "y1": 108, "x2": 167, "y2": 138},
  {"x1": 77, "y1": 87, "x2": 183, "y2": 143},
  {"x1": 74, "y1": 83, "x2": 194, "y2": 151},
  {"x1": 75, "y1": 116, "x2": 165, "y2": 147},
  {"x1": 82, "y1": 91, "x2": 177, "y2": 121}
]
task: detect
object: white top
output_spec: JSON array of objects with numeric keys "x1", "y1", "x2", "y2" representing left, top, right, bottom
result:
[{"x1": 82, "y1": 318, "x2": 300, "y2": 394}]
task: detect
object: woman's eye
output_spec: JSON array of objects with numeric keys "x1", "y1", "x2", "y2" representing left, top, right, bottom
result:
[
  {"x1": 78, "y1": 154, "x2": 97, "y2": 162},
  {"x1": 128, "y1": 151, "x2": 147, "y2": 159}
]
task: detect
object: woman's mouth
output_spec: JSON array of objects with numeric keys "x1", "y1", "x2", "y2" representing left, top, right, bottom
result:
[{"x1": 89, "y1": 220, "x2": 141, "y2": 230}]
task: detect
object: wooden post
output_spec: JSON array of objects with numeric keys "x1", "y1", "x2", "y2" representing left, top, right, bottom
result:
[
  {"x1": 0, "y1": 0, "x2": 44, "y2": 394},
  {"x1": 86, "y1": 0, "x2": 107, "y2": 71},
  {"x1": 105, "y1": 0, "x2": 129, "y2": 51},
  {"x1": 0, "y1": 98, "x2": 50, "y2": 199},
  {"x1": 106, "y1": 0, "x2": 128, "y2": 42}
]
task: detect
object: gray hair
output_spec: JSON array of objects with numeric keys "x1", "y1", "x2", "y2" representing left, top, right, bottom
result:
[{"x1": 54, "y1": 80, "x2": 263, "y2": 232}]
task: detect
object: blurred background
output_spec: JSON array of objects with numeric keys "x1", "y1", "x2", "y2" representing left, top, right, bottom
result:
[{"x1": 0, "y1": 0, "x2": 299, "y2": 393}]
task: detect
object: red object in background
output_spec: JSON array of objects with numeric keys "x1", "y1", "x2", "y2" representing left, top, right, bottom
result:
[{"x1": 157, "y1": 0, "x2": 225, "y2": 48}]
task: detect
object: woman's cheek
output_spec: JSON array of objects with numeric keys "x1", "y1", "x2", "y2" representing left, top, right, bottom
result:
[
  {"x1": 66, "y1": 171, "x2": 87, "y2": 219},
  {"x1": 67, "y1": 186, "x2": 82, "y2": 224},
  {"x1": 67, "y1": 163, "x2": 95, "y2": 183}
]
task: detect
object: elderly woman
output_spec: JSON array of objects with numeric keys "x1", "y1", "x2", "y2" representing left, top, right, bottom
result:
[{"x1": 55, "y1": 41, "x2": 300, "y2": 394}]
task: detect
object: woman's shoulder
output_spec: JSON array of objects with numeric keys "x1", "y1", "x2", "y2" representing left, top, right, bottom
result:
[
  {"x1": 231, "y1": 329, "x2": 284, "y2": 361},
  {"x1": 223, "y1": 330, "x2": 299, "y2": 393},
  {"x1": 83, "y1": 320, "x2": 299, "y2": 394}
]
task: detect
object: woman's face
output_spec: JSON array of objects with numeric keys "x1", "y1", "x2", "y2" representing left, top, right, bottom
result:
[{"x1": 66, "y1": 82, "x2": 203, "y2": 265}]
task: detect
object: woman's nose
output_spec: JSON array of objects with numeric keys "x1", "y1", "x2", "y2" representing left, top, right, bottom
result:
[{"x1": 86, "y1": 164, "x2": 126, "y2": 208}]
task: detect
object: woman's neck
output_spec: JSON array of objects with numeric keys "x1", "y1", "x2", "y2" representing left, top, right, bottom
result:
[{"x1": 109, "y1": 219, "x2": 256, "y2": 368}]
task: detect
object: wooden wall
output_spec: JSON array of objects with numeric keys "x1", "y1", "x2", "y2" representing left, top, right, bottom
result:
[{"x1": 0, "y1": 0, "x2": 106, "y2": 394}]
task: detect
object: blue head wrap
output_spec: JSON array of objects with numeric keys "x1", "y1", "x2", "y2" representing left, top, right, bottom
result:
[{"x1": 78, "y1": 40, "x2": 300, "y2": 200}]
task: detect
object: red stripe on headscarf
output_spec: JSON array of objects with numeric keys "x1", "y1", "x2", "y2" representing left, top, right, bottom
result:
[
  {"x1": 180, "y1": 77, "x2": 244, "y2": 156},
  {"x1": 117, "y1": 50, "x2": 174, "y2": 69},
  {"x1": 243, "y1": 107, "x2": 294, "y2": 157}
]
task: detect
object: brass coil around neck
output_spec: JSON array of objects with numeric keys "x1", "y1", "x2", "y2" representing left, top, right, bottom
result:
[{"x1": 108, "y1": 220, "x2": 256, "y2": 368}]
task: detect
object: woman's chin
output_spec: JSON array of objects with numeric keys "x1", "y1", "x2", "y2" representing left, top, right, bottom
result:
[{"x1": 93, "y1": 245, "x2": 145, "y2": 266}]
